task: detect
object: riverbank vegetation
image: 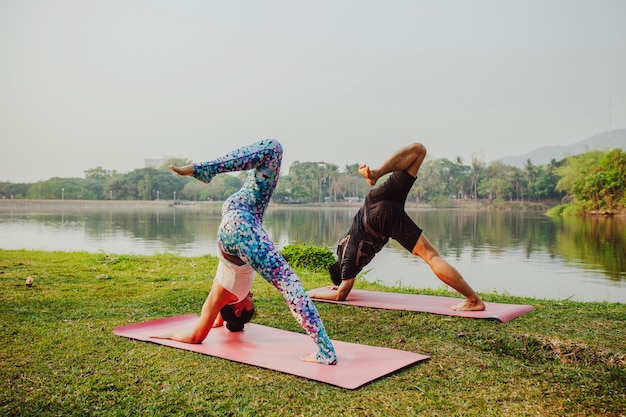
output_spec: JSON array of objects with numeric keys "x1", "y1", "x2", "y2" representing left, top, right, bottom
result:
[
  {"x1": 548, "y1": 149, "x2": 626, "y2": 216},
  {"x1": 1, "y1": 248, "x2": 624, "y2": 416},
  {"x1": 2, "y1": 149, "x2": 624, "y2": 215}
]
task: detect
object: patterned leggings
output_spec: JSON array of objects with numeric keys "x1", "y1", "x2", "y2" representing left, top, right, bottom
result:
[{"x1": 193, "y1": 139, "x2": 337, "y2": 364}]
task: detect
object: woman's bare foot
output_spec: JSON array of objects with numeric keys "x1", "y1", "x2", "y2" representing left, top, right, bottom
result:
[
  {"x1": 301, "y1": 352, "x2": 319, "y2": 363},
  {"x1": 358, "y1": 164, "x2": 378, "y2": 186},
  {"x1": 451, "y1": 298, "x2": 486, "y2": 311},
  {"x1": 169, "y1": 164, "x2": 193, "y2": 176}
]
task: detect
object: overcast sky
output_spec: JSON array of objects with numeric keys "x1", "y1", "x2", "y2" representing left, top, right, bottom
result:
[{"x1": 1, "y1": 0, "x2": 625, "y2": 183}]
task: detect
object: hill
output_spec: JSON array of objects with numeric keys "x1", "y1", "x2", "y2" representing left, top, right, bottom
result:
[{"x1": 497, "y1": 128, "x2": 626, "y2": 167}]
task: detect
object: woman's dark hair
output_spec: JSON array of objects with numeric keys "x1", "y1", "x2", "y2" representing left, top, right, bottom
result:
[
  {"x1": 329, "y1": 261, "x2": 342, "y2": 286},
  {"x1": 220, "y1": 304, "x2": 256, "y2": 332}
]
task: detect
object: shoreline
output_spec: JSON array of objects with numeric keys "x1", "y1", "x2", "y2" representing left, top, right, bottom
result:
[
  {"x1": 3, "y1": 247, "x2": 624, "y2": 304},
  {"x1": 7, "y1": 197, "x2": 623, "y2": 216},
  {"x1": 0, "y1": 247, "x2": 623, "y2": 305},
  {"x1": 0, "y1": 198, "x2": 554, "y2": 212},
  {"x1": 0, "y1": 199, "x2": 186, "y2": 209}
]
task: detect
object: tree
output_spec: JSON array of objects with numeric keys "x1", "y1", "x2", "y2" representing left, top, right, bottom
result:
[
  {"x1": 84, "y1": 167, "x2": 116, "y2": 181},
  {"x1": 288, "y1": 161, "x2": 339, "y2": 203},
  {"x1": 26, "y1": 178, "x2": 97, "y2": 200},
  {"x1": 479, "y1": 161, "x2": 513, "y2": 200},
  {"x1": 288, "y1": 161, "x2": 316, "y2": 202},
  {"x1": 335, "y1": 163, "x2": 368, "y2": 202},
  {"x1": 272, "y1": 175, "x2": 292, "y2": 203},
  {"x1": 530, "y1": 165, "x2": 562, "y2": 200},
  {"x1": 439, "y1": 157, "x2": 471, "y2": 199},
  {"x1": 318, "y1": 162, "x2": 339, "y2": 202},
  {"x1": 83, "y1": 166, "x2": 119, "y2": 199},
  {"x1": 509, "y1": 167, "x2": 526, "y2": 201},
  {"x1": 469, "y1": 156, "x2": 485, "y2": 200},
  {"x1": 0, "y1": 182, "x2": 29, "y2": 199},
  {"x1": 206, "y1": 174, "x2": 242, "y2": 201},
  {"x1": 555, "y1": 151, "x2": 605, "y2": 197},
  {"x1": 571, "y1": 149, "x2": 626, "y2": 212},
  {"x1": 415, "y1": 159, "x2": 445, "y2": 202},
  {"x1": 103, "y1": 168, "x2": 187, "y2": 200}
]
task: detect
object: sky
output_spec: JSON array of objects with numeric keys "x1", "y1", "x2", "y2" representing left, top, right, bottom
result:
[{"x1": 1, "y1": 0, "x2": 625, "y2": 183}]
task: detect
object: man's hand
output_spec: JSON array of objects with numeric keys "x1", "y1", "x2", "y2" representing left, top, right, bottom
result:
[
  {"x1": 307, "y1": 286, "x2": 338, "y2": 299},
  {"x1": 308, "y1": 278, "x2": 355, "y2": 301}
]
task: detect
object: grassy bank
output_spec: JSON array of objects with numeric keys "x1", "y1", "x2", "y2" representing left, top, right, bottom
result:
[{"x1": 1, "y1": 249, "x2": 624, "y2": 416}]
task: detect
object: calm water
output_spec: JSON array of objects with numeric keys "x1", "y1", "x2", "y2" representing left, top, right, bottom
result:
[{"x1": 1, "y1": 201, "x2": 625, "y2": 303}]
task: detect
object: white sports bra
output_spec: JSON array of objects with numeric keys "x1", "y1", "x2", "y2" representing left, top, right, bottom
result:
[{"x1": 215, "y1": 250, "x2": 256, "y2": 302}]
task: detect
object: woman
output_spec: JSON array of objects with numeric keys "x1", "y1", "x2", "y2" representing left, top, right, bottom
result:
[{"x1": 156, "y1": 139, "x2": 337, "y2": 365}]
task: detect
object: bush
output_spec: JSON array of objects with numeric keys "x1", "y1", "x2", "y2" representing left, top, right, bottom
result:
[
  {"x1": 546, "y1": 204, "x2": 566, "y2": 217},
  {"x1": 547, "y1": 203, "x2": 585, "y2": 216},
  {"x1": 281, "y1": 244, "x2": 336, "y2": 272}
]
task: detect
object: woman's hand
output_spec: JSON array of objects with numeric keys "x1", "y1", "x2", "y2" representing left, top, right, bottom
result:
[{"x1": 150, "y1": 332, "x2": 200, "y2": 344}]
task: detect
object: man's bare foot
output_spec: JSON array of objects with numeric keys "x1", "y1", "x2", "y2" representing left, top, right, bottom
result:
[
  {"x1": 358, "y1": 164, "x2": 378, "y2": 186},
  {"x1": 451, "y1": 298, "x2": 486, "y2": 311}
]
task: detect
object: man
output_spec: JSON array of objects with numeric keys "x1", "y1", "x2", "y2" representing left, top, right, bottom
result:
[{"x1": 308, "y1": 143, "x2": 485, "y2": 312}]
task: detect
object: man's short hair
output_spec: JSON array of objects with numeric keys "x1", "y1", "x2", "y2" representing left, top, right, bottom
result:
[{"x1": 328, "y1": 261, "x2": 342, "y2": 286}]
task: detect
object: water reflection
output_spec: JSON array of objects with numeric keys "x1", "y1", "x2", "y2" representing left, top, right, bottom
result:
[
  {"x1": 404, "y1": 209, "x2": 625, "y2": 282},
  {"x1": 0, "y1": 202, "x2": 624, "y2": 302},
  {"x1": 552, "y1": 215, "x2": 625, "y2": 281}
]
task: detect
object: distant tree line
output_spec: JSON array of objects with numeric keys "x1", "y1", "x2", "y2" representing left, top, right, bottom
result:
[{"x1": 1, "y1": 150, "x2": 624, "y2": 214}]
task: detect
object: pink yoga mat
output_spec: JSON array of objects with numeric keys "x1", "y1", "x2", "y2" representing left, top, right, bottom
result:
[
  {"x1": 114, "y1": 314, "x2": 429, "y2": 389},
  {"x1": 310, "y1": 289, "x2": 534, "y2": 322}
]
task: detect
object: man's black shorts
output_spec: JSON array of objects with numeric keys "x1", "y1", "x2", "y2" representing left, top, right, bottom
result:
[{"x1": 364, "y1": 170, "x2": 423, "y2": 252}]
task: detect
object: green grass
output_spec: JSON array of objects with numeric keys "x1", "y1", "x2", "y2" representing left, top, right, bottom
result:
[{"x1": 1, "y1": 249, "x2": 625, "y2": 416}]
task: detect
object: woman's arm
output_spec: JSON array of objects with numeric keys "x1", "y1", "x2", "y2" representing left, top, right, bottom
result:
[
  {"x1": 152, "y1": 279, "x2": 236, "y2": 343},
  {"x1": 212, "y1": 311, "x2": 225, "y2": 328}
]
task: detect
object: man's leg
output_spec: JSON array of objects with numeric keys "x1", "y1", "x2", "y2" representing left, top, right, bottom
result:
[
  {"x1": 359, "y1": 143, "x2": 427, "y2": 185},
  {"x1": 412, "y1": 234, "x2": 485, "y2": 311}
]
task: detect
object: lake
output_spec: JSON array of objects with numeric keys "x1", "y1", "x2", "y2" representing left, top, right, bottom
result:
[{"x1": 1, "y1": 200, "x2": 624, "y2": 303}]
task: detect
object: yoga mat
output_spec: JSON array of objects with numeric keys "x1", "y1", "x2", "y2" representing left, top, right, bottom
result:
[
  {"x1": 114, "y1": 314, "x2": 429, "y2": 389},
  {"x1": 310, "y1": 289, "x2": 534, "y2": 322}
]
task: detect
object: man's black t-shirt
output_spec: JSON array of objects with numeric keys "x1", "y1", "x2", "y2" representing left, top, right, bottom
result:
[{"x1": 338, "y1": 171, "x2": 423, "y2": 280}]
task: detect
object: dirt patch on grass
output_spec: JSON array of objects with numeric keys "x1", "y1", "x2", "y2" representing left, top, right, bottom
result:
[
  {"x1": 537, "y1": 336, "x2": 626, "y2": 366},
  {"x1": 470, "y1": 333, "x2": 626, "y2": 366}
]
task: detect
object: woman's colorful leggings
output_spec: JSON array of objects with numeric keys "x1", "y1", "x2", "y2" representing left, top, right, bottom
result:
[{"x1": 193, "y1": 139, "x2": 337, "y2": 364}]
